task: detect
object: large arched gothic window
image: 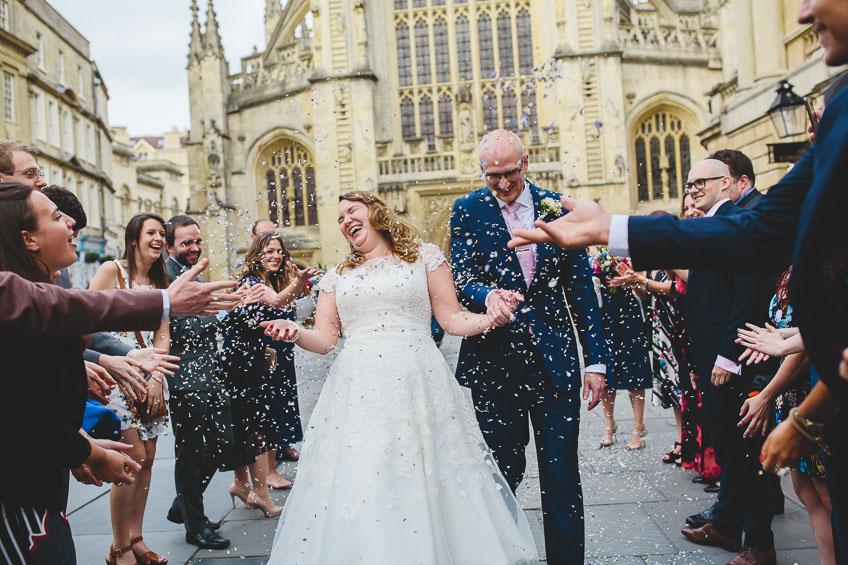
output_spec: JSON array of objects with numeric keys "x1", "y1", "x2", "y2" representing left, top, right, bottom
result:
[
  {"x1": 455, "y1": 16, "x2": 472, "y2": 80},
  {"x1": 433, "y1": 18, "x2": 450, "y2": 83},
  {"x1": 414, "y1": 20, "x2": 431, "y2": 85},
  {"x1": 419, "y1": 95, "x2": 435, "y2": 150},
  {"x1": 401, "y1": 98, "x2": 416, "y2": 138},
  {"x1": 633, "y1": 110, "x2": 692, "y2": 203},
  {"x1": 261, "y1": 139, "x2": 317, "y2": 227},
  {"x1": 516, "y1": 9, "x2": 533, "y2": 74},
  {"x1": 497, "y1": 11, "x2": 514, "y2": 77},
  {"x1": 478, "y1": 14, "x2": 495, "y2": 79},
  {"x1": 396, "y1": 22, "x2": 412, "y2": 87},
  {"x1": 393, "y1": 2, "x2": 535, "y2": 149}
]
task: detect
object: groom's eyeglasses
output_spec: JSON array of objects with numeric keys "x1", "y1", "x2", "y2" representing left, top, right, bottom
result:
[{"x1": 484, "y1": 166, "x2": 523, "y2": 185}]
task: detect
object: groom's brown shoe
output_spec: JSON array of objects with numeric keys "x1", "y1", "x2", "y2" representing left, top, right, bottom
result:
[
  {"x1": 681, "y1": 522, "x2": 741, "y2": 552},
  {"x1": 726, "y1": 546, "x2": 776, "y2": 565}
]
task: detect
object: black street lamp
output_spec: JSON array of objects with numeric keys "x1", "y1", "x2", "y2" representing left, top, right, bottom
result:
[
  {"x1": 766, "y1": 80, "x2": 809, "y2": 163},
  {"x1": 767, "y1": 80, "x2": 807, "y2": 138}
]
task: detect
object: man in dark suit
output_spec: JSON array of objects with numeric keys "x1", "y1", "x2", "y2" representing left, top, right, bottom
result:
[
  {"x1": 163, "y1": 215, "x2": 233, "y2": 550},
  {"x1": 671, "y1": 160, "x2": 777, "y2": 564},
  {"x1": 505, "y1": 3, "x2": 848, "y2": 561},
  {"x1": 705, "y1": 150, "x2": 786, "y2": 520},
  {"x1": 451, "y1": 130, "x2": 606, "y2": 565}
]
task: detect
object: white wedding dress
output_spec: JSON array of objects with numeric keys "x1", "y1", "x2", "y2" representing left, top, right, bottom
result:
[{"x1": 267, "y1": 244, "x2": 537, "y2": 565}]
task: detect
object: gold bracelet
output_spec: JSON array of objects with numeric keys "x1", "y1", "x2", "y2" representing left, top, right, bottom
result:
[{"x1": 789, "y1": 407, "x2": 831, "y2": 457}]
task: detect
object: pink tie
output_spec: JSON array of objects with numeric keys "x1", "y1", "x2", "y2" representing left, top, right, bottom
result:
[{"x1": 503, "y1": 200, "x2": 536, "y2": 288}]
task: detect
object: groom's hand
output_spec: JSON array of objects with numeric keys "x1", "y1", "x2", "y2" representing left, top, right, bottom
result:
[
  {"x1": 583, "y1": 371, "x2": 605, "y2": 411},
  {"x1": 487, "y1": 290, "x2": 524, "y2": 326},
  {"x1": 508, "y1": 196, "x2": 612, "y2": 250}
]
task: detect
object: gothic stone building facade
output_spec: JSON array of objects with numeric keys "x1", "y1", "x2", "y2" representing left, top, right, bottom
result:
[{"x1": 186, "y1": 0, "x2": 836, "y2": 277}]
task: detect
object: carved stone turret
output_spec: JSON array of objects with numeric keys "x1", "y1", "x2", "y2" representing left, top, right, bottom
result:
[
  {"x1": 204, "y1": 0, "x2": 224, "y2": 58},
  {"x1": 188, "y1": 0, "x2": 204, "y2": 63},
  {"x1": 265, "y1": 0, "x2": 282, "y2": 47}
]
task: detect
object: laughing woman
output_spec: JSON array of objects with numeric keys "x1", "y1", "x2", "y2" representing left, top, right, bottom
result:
[
  {"x1": 89, "y1": 213, "x2": 171, "y2": 565},
  {"x1": 220, "y1": 232, "x2": 319, "y2": 519}
]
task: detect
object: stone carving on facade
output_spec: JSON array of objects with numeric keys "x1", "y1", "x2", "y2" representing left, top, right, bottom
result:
[
  {"x1": 617, "y1": 3, "x2": 718, "y2": 55},
  {"x1": 353, "y1": 1, "x2": 369, "y2": 70}
]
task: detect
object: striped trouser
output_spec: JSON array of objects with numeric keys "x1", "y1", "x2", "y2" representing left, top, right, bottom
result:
[{"x1": 0, "y1": 502, "x2": 76, "y2": 565}]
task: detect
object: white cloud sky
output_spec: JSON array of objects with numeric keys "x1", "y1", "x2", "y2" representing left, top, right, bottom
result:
[{"x1": 48, "y1": 0, "x2": 266, "y2": 136}]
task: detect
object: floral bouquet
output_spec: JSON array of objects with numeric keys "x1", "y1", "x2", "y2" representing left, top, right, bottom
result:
[{"x1": 590, "y1": 246, "x2": 631, "y2": 292}]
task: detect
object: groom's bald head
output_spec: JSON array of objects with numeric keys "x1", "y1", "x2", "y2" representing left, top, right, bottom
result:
[{"x1": 478, "y1": 130, "x2": 524, "y2": 169}]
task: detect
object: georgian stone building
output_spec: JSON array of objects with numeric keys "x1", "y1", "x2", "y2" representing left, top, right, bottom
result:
[
  {"x1": 186, "y1": 0, "x2": 837, "y2": 277},
  {"x1": 0, "y1": 0, "x2": 116, "y2": 268}
]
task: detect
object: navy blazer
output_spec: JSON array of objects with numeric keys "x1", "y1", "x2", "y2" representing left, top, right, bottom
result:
[
  {"x1": 685, "y1": 201, "x2": 775, "y2": 373},
  {"x1": 627, "y1": 87, "x2": 848, "y2": 407},
  {"x1": 450, "y1": 183, "x2": 605, "y2": 394},
  {"x1": 166, "y1": 255, "x2": 223, "y2": 392}
]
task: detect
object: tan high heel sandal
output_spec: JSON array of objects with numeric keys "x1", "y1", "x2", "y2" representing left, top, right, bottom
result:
[
  {"x1": 246, "y1": 491, "x2": 283, "y2": 519},
  {"x1": 130, "y1": 536, "x2": 168, "y2": 565},
  {"x1": 105, "y1": 545, "x2": 133, "y2": 565}
]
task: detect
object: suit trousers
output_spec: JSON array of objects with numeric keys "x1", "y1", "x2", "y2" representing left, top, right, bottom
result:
[
  {"x1": 168, "y1": 387, "x2": 234, "y2": 533},
  {"x1": 471, "y1": 344, "x2": 583, "y2": 565},
  {"x1": 698, "y1": 369, "x2": 774, "y2": 549}
]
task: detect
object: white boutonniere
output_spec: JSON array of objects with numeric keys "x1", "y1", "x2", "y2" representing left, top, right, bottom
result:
[{"x1": 539, "y1": 197, "x2": 563, "y2": 220}]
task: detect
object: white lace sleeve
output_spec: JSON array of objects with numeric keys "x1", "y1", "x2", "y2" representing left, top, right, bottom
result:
[
  {"x1": 419, "y1": 243, "x2": 448, "y2": 273},
  {"x1": 316, "y1": 268, "x2": 338, "y2": 293}
]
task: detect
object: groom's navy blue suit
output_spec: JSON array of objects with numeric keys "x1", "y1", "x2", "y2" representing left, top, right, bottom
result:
[
  {"x1": 622, "y1": 87, "x2": 848, "y2": 562},
  {"x1": 451, "y1": 182, "x2": 605, "y2": 565}
]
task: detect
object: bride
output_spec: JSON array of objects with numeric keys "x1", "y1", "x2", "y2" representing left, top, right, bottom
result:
[{"x1": 259, "y1": 191, "x2": 538, "y2": 564}]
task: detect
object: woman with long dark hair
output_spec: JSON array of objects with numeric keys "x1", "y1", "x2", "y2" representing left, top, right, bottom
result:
[
  {"x1": 0, "y1": 183, "x2": 139, "y2": 564},
  {"x1": 221, "y1": 231, "x2": 319, "y2": 518},
  {"x1": 90, "y1": 213, "x2": 171, "y2": 565}
]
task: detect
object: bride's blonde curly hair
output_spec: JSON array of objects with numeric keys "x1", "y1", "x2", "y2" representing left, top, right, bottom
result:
[{"x1": 337, "y1": 191, "x2": 419, "y2": 273}]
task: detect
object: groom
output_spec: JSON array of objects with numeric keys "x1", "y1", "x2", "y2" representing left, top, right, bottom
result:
[{"x1": 450, "y1": 130, "x2": 606, "y2": 564}]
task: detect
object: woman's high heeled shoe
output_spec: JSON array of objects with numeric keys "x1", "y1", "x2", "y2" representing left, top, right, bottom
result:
[
  {"x1": 130, "y1": 536, "x2": 168, "y2": 565},
  {"x1": 105, "y1": 545, "x2": 132, "y2": 565},
  {"x1": 246, "y1": 491, "x2": 283, "y2": 519},
  {"x1": 228, "y1": 483, "x2": 254, "y2": 510},
  {"x1": 625, "y1": 428, "x2": 648, "y2": 450},
  {"x1": 599, "y1": 424, "x2": 618, "y2": 447}
]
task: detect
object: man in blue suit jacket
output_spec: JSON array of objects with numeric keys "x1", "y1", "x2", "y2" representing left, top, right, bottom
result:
[
  {"x1": 451, "y1": 130, "x2": 605, "y2": 565},
  {"x1": 505, "y1": 3, "x2": 848, "y2": 561}
]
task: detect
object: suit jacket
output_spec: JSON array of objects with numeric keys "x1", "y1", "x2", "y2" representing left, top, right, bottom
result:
[
  {"x1": 0, "y1": 271, "x2": 163, "y2": 337},
  {"x1": 685, "y1": 201, "x2": 775, "y2": 374},
  {"x1": 0, "y1": 272, "x2": 162, "y2": 510},
  {"x1": 627, "y1": 87, "x2": 848, "y2": 407},
  {"x1": 736, "y1": 188, "x2": 764, "y2": 210},
  {"x1": 166, "y1": 256, "x2": 222, "y2": 392},
  {"x1": 450, "y1": 183, "x2": 605, "y2": 393}
]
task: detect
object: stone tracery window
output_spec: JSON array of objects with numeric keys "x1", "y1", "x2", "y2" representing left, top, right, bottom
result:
[
  {"x1": 633, "y1": 110, "x2": 692, "y2": 203},
  {"x1": 393, "y1": 1, "x2": 535, "y2": 148},
  {"x1": 262, "y1": 139, "x2": 318, "y2": 227}
]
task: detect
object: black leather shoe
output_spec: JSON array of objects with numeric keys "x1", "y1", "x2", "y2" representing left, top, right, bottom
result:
[
  {"x1": 685, "y1": 508, "x2": 714, "y2": 528},
  {"x1": 167, "y1": 509, "x2": 221, "y2": 531},
  {"x1": 704, "y1": 483, "x2": 721, "y2": 493},
  {"x1": 186, "y1": 528, "x2": 230, "y2": 550}
]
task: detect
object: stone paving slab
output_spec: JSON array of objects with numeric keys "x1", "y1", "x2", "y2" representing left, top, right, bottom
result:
[{"x1": 68, "y1": 335, "x2": 819, "y2": 564}]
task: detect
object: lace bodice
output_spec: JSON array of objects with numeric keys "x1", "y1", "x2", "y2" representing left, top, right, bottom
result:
[{"x1": 317, "y1": 243, "x2": 446, "y2": 342}]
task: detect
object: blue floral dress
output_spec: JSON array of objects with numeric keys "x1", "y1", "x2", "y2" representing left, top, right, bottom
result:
[{"x1": 770, "y1": 297, "x2": 825, "y2": 478}]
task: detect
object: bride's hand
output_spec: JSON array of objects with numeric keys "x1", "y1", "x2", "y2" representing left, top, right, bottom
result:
[{"x1": 260, "y1": 319, "x2": 300, "y2": 342}]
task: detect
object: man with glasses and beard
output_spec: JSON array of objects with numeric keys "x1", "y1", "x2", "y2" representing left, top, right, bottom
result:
[{"x1": 163, "y1": 215, "x2": 234, "y2": 550}]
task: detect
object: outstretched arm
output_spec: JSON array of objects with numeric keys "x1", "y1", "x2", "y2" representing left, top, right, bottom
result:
[
  {"x1": 428, "y1": 263, "x2": 512, "y2": 337},
  {"x1": 260, "y1": 290, "x2": 341, "y2": 354}
]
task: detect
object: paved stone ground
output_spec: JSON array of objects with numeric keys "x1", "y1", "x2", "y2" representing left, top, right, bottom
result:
[{"x1": 70, "y1": 336, "x2": 819, "y2": 564}]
